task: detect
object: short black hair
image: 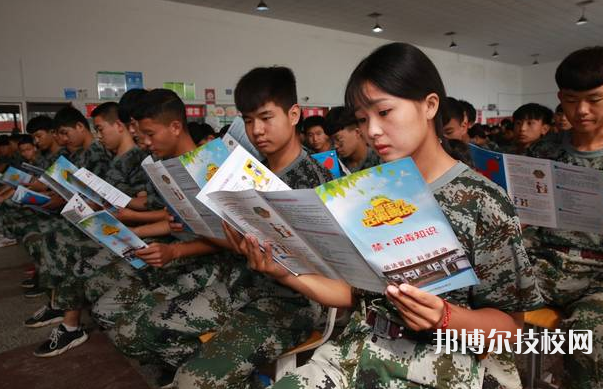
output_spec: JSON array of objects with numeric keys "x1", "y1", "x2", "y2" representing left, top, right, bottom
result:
[
  {"x1": 18, "y1": 134, "x2": 34, "y2": 146},
  {"x1": 556, "y1": 46, "x2": 603, "y2": 91},
  {"x1": 324, "y1": 106, "x2": 358, "y2": 136},
  {"x1": 53, "y1": 106, "x2": 90, "y2": 130},
  {"x1": 26, "y1": 115, "x2": 54, "y2": 134},
  {"x1": 118, "y1": 89, "x2": 148, "y2": 124},
  {"x1": 188, "y1": 122, "x2": 215, "y2": 144},
  {"x1": 468, "y1": 124, "x2": 487, "y2": 139},
  {"x1": 91, "y1": 102, "x2": 120, "y2": 123},
  {"x1": 132, "y1": 88, "x2": 187, "y2": 129},
  {"x1": 234, "y1": 66, "x2": 297, "y2": 115},
  {"x1": 500, "y1": 118, "x2": 513, "y2": 131},
  {"x1": 513, "y1": 103, "x2": 553, "y2": 125},
  {"x1": 0, "y1": 135, "x2": 10, "y2": 146},
  {"x1": 302, "y1": 115, "x2": 326, "y2": 134},
  {"x1": 8, "y1": 133, "x2": 21, "y2": 142},
  {"x1": 458, "y1": 100, "x2": 476, "y2": 123},
  {"x1": 442, "y1": 97, "x2": 465, "y2": 125}
]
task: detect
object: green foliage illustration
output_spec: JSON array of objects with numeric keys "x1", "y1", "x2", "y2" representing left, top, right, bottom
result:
[
  {"x1": 315, "y1": 169, "x2": 371, "y2": 201},
  {"x1": 79, "y1": 217, "x2": 94, "y2": 229}
]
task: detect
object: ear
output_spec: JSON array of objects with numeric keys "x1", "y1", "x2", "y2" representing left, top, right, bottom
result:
[
  {"x1": 75, "y1": 122, "x2": 87, "y2": 134},
  {"x1": 288, "y1": 104, "x2": 301, "y2": 127},
  {"x1": 424, "y1": 93, "x2": 439, "y2": 121},
  {"x1": 170, "y1": 120, "x2": 184, "y2": 136},
  {"x1": 542, "y1": 124, "x2": 550, "y2": 135}
]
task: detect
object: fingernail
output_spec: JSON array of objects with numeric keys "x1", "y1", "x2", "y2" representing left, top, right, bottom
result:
[
  {"x1": 386, "y1": 285, "x2": 398, "y2": 295},
  {"x1": 399, "y1": 284, "x2": 409, "y2": 293}
]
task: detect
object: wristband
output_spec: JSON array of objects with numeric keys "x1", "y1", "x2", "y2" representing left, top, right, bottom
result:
[{"x1": 437, "y1": 299, "x2": 451, "y2": 330}]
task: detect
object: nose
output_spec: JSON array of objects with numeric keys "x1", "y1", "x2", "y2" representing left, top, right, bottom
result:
[
  {"x1": 250, "y1": 119, "x2": 265, "y2": 137},
  {"x1": 576, "y1": 100, "x2": 589, "y2": 116},
  {"x1": 366, "y1": 118, "x2": 382, "y2": 139}
]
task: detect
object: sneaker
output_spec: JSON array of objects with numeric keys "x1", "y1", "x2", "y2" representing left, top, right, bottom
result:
[
  {"x1": 23, "y1": 265, "x2": 36, "y2": 277},
  {"x1": 24, "y1": 304, "x2": 64, "y2": 328},
  {"x1": 0, "y1": 237, "x2": 17, "y2": 248},
  {"x1": 157, "y1": 369, "x2": 176, "y2": 389},
  {"x1": 24, "y1": 287, "x2": 45, "y2": 298},
  {"x1": 21, "y1": 278, "x2": 36, "y2": 289},
  {"x1": 33, "y1": 324, "x2": 88, "y2": 357}
]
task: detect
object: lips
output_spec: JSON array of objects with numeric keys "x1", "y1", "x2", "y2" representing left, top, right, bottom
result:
[{"x1": 374, "y1": 144, "x2": 390, "y2": 154}]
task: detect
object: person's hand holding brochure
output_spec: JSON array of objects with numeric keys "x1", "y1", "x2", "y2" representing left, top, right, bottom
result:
[{"x1": 204, "y1": 156, "x2": 479, "y2": 294}]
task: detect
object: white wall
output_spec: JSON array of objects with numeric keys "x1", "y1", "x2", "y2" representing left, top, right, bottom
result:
[
  {"x1": 0, "y1": 0, "x2": 523, "y2": 115},
  {"x1": 521, "y1": 61, "x2": 561, "y2": 110}
]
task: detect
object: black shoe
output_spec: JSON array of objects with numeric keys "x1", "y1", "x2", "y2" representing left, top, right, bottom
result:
[
  {"x1": 21, "y1": 278, "x2": 36, "y2": 289},
  {"x1": 24, "y1": 304, "x2": 64, "y2": 328},
  {"x1": 157, "y1": 368, "x2": 176, "y2": 389},
  {"x1": 33, "y1": 324, "x2": 89, "y2": 357},
  {"x1": 24, "y1": 287, "x2": 45, "y2": 298}
]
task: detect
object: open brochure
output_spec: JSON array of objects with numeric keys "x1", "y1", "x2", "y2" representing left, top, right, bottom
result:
[
  {"x1": 141, "y1": 138, "x2": 230, "y2": 239},
  {"x1": 12, "y1": 185, "x2": 50, "y2": 206},
  {"x1": 43, "y1": 156, "x2": 103, "y2": 205},
  {"x1": 20, "y1": 162, "x2": 46, "y2": 177},
  {"x1": 311, "y1": 150, "x2": 343, "y2": 178},
  {"x1": 73, "y1": 167, "x2": 131, "y2": 209},
  {"x1": 77, "y1": 210, "x2": 148, "y2": 269},
  {"x1": 1, "y1": 166, "x2": 32, "y2": 187},
  {"x1": 206, "y1": 158, "x2": 479, "y2": 295},
  {"x1": 470, "y1": 144, "x2": 603, "y2": 233}
]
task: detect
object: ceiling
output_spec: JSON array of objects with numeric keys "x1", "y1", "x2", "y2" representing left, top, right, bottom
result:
[{"x1": 168, "y1": 0, "x2": 603, "y2": 66}]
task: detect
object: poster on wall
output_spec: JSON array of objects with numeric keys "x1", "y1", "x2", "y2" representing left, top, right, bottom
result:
[
  {"x1": 163, "y1": 82, "x2": 196, "y2": 100},
  {"x1": 125, "y1": 71, "x2": 144, "y2": 91},
  {"x1": 97, "y1": 71, "x2": 127, "y2": 100},
  {"x1": 302, "y1": 107, "x2": 329, "y2": 117},
  {"x1": 205, "y1": 89, "x2": 216, "y2": 104}
]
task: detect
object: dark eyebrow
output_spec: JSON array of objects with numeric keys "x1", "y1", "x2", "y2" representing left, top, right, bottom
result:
[{"x1": 354, "y1": 98, "x2": 390, "y2": 113}]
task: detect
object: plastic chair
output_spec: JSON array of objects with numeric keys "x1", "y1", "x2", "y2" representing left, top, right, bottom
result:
[
  {"x1": 197, "y1": 307, "x2": 338, "y2": 381},
  {"x1": 523, "y1": 307, "x2": 563, "y2": 389},
  {"x1": 274, "y1": 307, "x2": 338, "y2": 380}
]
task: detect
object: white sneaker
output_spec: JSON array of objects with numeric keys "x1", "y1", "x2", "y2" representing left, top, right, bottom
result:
[{"x1": 0, "y1": 237, "x2": 17, "y2": 248}]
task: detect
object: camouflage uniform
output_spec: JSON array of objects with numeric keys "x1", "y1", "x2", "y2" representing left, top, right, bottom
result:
[
  {"x1": 53, "y1": 146, "x2": 149, "y2": 311},
  {"x1": 158, "y1": 151, "x2": 335, "y2": 388},
  {"x1": 527, "y1": 132, "x2": 603, "y2": 389},
  {"x1": 34, "y1": 141, "x2": 111, "y2": 292},
  {"x1": 343, "y1": 147, "x2": 381, "y2": 174},
  {"x1": 270, "y1": 163, "x2": 543, "y2": 389}
]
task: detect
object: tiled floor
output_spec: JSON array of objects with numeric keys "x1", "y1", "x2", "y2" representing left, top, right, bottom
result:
[{"x1": 0, "y1": 244, "x2": 152, "y2": 389}]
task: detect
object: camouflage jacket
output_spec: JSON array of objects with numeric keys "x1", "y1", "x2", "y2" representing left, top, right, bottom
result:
[
  {"x1": 37, "y1": 147, "x2": 69, "y2": 171},
  {"x1": 344, "y1": 147, "x2": 382, "y2": 173},
  {"x1": 528, "y1": 132, "x2": 603, "y2": 251},
  {"x1": 70, "y1": 141, "x2": 111, "y2": 177},
  {"x1": 105, "y1": 146, "x2": 148, "y2": 197},
  {"x1": 277, "y1": 149, "x2": 334, "y2": 188}
]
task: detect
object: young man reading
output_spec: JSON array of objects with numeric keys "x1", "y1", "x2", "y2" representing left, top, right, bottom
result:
[
  {"x1": 511, "y1": 103, "x2": 552, "y2": 155},
  {"x1": 527, "y1": 46, "x2": 603, "y2": 389},
  {"x1": 324, "y1": 106, "x2": 380, "y2": 172}
]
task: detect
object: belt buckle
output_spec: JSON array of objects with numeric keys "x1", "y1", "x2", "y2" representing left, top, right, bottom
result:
[{"x1": 367, "y1": 305, "x2": 401, "y2": 341}]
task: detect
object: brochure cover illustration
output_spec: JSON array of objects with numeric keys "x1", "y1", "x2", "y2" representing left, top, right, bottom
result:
[
  {"x1": 468, "y1": 144, "x2": 507, "y2": 190},
  {"x1": 316, "y1": 158, "x2": 479, "y2": 294},
  {"x1": 1, "y1": 166, "x2": 32, "y2": 187},
  {"x1": 311, "y1": 150, "x2": 342, "y2": 178},
  {"x1": 178, "y1": 138, "x2": 230, "y2": 189},
  {"x1": 78, "y1": 211, "x2": 148, "y2": 269},
  {"x1": 12, "y1": 185, "x2": 51, "y2": 206}
]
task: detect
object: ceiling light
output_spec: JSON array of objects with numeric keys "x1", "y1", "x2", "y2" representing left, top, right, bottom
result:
[
  {"x1": 576, "y1": 0, "x2": 593, "y2": 25},
  {"x1": 489, "y1": 43, "x2": 499, "y2": 58},
  {"x1": 445, "y1": 32, "x2": 457, "y2": 49},
  {"x1": 531, "y1": 54, "x2": 540, "y2": 66},
  {"x1": 256, "y1": 1, "x2": 268, "y2": 11},
  {"x1": 368, "y1": 13, "x2": 383, "y2": 33}
]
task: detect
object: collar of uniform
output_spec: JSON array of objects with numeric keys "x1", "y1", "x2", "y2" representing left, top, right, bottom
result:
[
  {"x1": 274, "y1": 148, "x2": 308, "y2": 179},
  {"x1": 561, "y1": 131, "x2": 603, "y2": 158},
  {"x1": 428, "y1": 161, "x2": 468, "y2": 192}
]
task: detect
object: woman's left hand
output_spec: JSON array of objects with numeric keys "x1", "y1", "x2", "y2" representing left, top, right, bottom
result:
[{"x1": 385, "y1": 284, "x2": 446, "y2": 332}]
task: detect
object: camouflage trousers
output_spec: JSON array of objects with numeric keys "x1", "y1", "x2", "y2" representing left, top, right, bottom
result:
[
  {"x1": 53, "y1": 246, "x2": 117, "y2": 311},
  {"x1": 270, "y1": 306, "x2": 484, "y2": 389},
  {"x1": 36, "y1": 219, "x2": 100, "y2": 291},
  {"x1": 112, "y1": 253, "x2": 248, "y2": 366},
  {"x1": 173, "y1": 279, "x2": 322, "y2": 389},
  {"x1": 529, "y1": 246, "x2": 603, "y2": 389},
  {"x1": 91, "y1": 255, "x2": 220, "y2": 330}
]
